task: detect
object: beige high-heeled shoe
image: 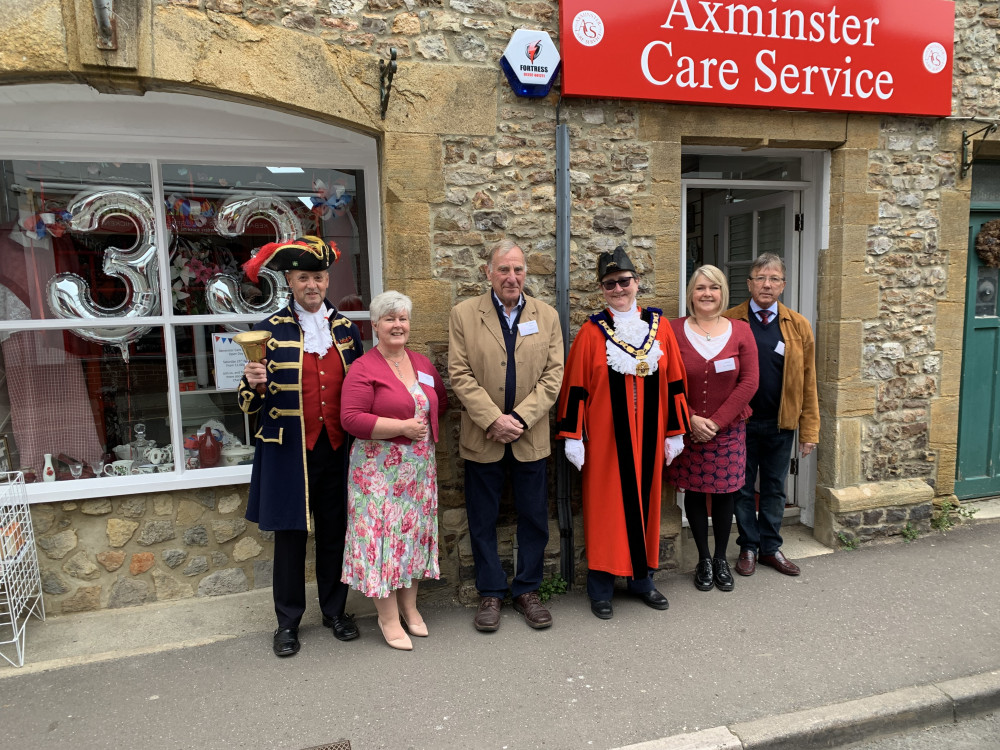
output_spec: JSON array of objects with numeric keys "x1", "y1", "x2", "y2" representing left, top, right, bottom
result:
[
  {"x1": 377, "y1": 618, "x2": 413, "y2": 651},
  {"x1": 400, "y1": 612, "x2": 429, "y2": 637}
]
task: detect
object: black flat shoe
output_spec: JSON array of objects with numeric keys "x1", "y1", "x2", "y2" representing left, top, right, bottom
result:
[
  {"x1": 273, "y1": 627, "x2": 300, "y2": 657},
  {"x1": 713, "y1": 558, "x2": 735, "y2": 591},
  {"x1": 322, "y1": 613, "x2": 360, "y2": 641},
  {"x1": 590, "y1": 599, "x2": 614, "y2": 619},
  {"x1": 694, "y1": 558, "x2": 714, "y2": 591},
  {"x1": 635, "y1": 588, "x2": 669, "y2": 610}
]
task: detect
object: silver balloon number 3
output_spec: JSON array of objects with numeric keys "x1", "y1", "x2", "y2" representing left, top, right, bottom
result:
[
  {"x1": 205, "y1": 194, "x2": 303, "y2": 325},
  {"x1": 46, "y1": 189, "x2": 165, "y2": 362}
]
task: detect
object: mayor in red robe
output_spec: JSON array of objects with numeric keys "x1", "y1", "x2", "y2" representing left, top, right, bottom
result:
[{"x1": 556, "y1": 246, "x2": 690, "y2": 620}]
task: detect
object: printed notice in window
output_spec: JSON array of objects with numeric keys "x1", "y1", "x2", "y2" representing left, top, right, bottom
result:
[{"x1": 213, "y1": 333, "x2": 246, "y2": 391}]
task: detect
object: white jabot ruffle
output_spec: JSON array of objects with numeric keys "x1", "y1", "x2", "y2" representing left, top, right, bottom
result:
[
  {"x1": 293, "y1": 301, "x2": 333, "y2": 356},
  {"x1": 605, "y1": 306, "x2": 662, "y2": 376}
]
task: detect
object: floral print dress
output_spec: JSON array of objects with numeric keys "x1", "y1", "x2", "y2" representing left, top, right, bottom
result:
[{"x1": 341, "y1": 382, "x2": 440, "y2": 598}]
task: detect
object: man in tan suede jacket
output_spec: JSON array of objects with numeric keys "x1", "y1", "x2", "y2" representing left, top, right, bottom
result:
[
  {"x1": 723, "y1": 252, "x2": 819, "y2": 578},
  {"x1": 449, "y1": 239, "x2": 564, "y2": 632}
]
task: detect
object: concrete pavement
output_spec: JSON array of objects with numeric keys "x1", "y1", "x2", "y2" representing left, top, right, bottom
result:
[{"x1": 1, "y1": 507, "x2": 999, "y2": 750}]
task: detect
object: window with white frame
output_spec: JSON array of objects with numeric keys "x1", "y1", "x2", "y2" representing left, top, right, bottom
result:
[{"x1": 0, "y1": 86, "x2": 382, "y2": 500}]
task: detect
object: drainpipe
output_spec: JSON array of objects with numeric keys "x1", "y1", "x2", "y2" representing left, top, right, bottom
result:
[{"x1": 555, "y1": 121, "x2": 574, "y2": 587}]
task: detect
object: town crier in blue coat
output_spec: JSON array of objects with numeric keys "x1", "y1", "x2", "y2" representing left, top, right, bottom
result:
[{"x1": 238, "y1": 236, "x2": 364, "y2": 658}]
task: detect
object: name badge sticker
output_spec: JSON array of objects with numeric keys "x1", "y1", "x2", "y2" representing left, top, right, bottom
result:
[
  {"x1": 417, "y1": 371, "x2": 435, "y2": 386},
  {"x1": 715, "y1": 357, "x2": 736, "y2": 373},
  {"x1": 775, "y1": 341, "x2": 785, "y2": 356},
  {"x1": 518, "y1": 320, "x2": 539, "y2": 336}
]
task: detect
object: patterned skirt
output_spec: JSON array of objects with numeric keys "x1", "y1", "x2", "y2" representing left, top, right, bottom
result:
[
  {"x1": 667, "y1": 420, "x2": 747, "y2": 494},
  {"x1": 341, "y1": 437, "x2": 440, "y2": 598}
]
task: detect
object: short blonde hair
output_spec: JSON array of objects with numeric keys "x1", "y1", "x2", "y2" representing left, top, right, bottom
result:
[
  {"x1": 686, "y1": 265, "x2": 729, "y2": 315},
  {"x1": 368, "y1": 290, "x2": 413, "y2": 324}
]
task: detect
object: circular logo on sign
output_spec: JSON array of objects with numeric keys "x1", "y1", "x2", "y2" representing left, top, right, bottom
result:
[
  {"x1": 573, "y1": 11, "x2": 605, "y2": 47},
  {"x1": 922, "y1": 42, "x2": 947, "y2": 74}
]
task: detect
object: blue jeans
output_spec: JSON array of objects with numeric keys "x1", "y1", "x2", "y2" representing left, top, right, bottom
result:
[
  {"x1": 464, "y1": 446, "x2": 549, "y2": 599},
  {"x1": 734, "y1": 418, "x2": 796, "y2": 556}
]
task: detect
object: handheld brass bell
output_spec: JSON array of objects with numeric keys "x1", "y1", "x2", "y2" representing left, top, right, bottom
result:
[{"x1": 233, "y1": 330, "x2": 271, "y2": 394}]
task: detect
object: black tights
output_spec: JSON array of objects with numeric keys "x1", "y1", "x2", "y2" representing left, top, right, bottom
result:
[{"x1": 684, "y1": 491, "x2": 734, "y2": 561}]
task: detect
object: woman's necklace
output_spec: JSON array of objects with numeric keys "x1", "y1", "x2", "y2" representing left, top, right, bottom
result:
[
  {"x1": 692, "y1": 316, "x2": 722, "y2": 340},
  {"x1": 380, "y1": 347, "x2": 405, "y2": 377}
]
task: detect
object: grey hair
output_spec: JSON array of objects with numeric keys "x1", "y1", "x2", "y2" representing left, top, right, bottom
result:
[
  {"x1": 750, "y1": 252, "x2": 786, "y2": 278},
  {"x1": 487, "y1": 238, "x2": 524, "y2": 271},
  {"x1": 686, "y1": 264, "x2": 730, "y2": 314},
  {"x1": 368, "y1": 290, "x2": 413, "y2": 325}
]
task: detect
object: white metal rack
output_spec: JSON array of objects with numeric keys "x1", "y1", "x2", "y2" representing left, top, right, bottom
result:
[{"x1": 0, "y1": 472, "x2": 45, "y2": 667}]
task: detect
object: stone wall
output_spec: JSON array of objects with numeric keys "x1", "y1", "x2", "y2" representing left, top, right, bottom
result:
[
  {"x1": 954, "y1": 0, "x2": 1000, "y2": 117},
  {"x1": 864, "y1": 118, "x2": 954, "y2": 488},
  {"x1": 31, "y1": 487, "x2": 272, "y2": 614}
]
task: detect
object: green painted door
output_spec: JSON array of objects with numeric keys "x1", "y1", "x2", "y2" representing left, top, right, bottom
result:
[{"x1": 956, "y1": 210, "x2": 1000, "y2": 498}]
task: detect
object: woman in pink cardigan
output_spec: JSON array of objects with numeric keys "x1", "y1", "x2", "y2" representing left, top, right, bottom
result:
[
  {"x1": 667, "y1": 266, "x2": 758, "y2": 593},
  {"x1": 340, "y1": 291, "x2": 448, "y2": 651}
]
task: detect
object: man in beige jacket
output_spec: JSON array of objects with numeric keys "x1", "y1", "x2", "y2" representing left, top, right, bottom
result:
[{"x1": 449, "y1": 239, "x2": 564, "y2": 632}]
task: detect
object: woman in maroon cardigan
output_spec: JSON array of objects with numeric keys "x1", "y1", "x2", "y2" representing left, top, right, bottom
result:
[
  {"x1": 340, "y1": 291, "x2": 448, "y2": 650},
  {"x1": 667, "y1": 266, "x2": 758, "y2": 593}
]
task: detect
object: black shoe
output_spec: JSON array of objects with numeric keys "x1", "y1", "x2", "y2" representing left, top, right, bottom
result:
[
  {"x1": 713, "y1": 558, "x2": 735, "y2": 591},
  {"x1": 590, "y1": 599, "x2": 614, "y2": 620},
  {"x1": 322, "y1": 613, "x2": 360, "y2": 641},
  {"x1": 694, "y1": 559, "x2": 714, "y2": 591},
  {"x1": 635, "y1": 588, "x2": 669, "y2": 610},
  {"x1": 273, "y1": 627, "x2": 300, "y2": 657}
]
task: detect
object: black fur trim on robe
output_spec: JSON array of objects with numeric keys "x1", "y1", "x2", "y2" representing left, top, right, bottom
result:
[
  {"x1": 607, "y1": 360, "x2": 661, "y2": 580},
  {"x1": 555, "y1": 385, "x2": 588, "y2": 435}
]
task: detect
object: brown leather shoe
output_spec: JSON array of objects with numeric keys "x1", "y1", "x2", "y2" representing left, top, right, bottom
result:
[
  {"x1": 735, "y1": 549, "x2": 756, "y2": 576},
  {"x1": 474, "y1": 596, "x2": 502, "y2": 632},
  {"x1": 758, "y1": 549, "x2": 801, "y2": 576},
  {"x1": 513, "y1": 591, "x2": 553, "y2": 629}
]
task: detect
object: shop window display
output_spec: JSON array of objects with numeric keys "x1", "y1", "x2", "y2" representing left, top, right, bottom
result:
[{"x1": 0, "y1": 159, "x2": 371, "y2": 488}]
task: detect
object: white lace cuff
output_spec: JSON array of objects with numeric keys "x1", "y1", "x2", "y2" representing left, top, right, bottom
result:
[
  {"x1": 664, "y1": 434, "x2": 684, "y2": 466},
  {"x1": 565, "y1": 438, "x2": 585, "y2": 471}
]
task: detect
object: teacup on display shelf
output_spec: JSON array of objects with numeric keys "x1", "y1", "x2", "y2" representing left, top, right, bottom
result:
[
  {"x1": 157, "y1": 462, "x2": 174, "y2": 473},
  {"x1": 221, "y1": 445, "x2": 255, "y2": 467},
  {"x1": 146, "y1": 447, "x2": 168, "y2": 466},
  {"x1": 131, "y1": 464, "x2": 156, "y2": 475},
  {"x1": 104, "y1": 459, "x2": 135, "y2": 477}
]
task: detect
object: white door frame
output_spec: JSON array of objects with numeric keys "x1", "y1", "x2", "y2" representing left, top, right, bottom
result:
[{"x1": 680, "y1": 148, "x2": 828, "y2": 526}]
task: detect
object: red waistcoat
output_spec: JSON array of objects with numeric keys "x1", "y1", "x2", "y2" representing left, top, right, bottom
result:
[{"x1": 302, "y1": 350, "x2": 345, "y2": 450}]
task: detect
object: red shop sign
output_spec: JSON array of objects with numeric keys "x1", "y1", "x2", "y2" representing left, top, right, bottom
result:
[{"x1": 559, "y1": 0, "x2": 954, "y2": 116}]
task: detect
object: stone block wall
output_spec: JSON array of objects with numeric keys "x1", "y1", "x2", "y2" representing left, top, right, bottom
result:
[
  {"x1": 30, "y1": 487, "x2": 276, "y2": 614},
  {"x1": 814, "y1": 478, "x2": 935, "y2": 549},
  {"x1": 863, "y1": 118, "x2": 955, "y2": 489}
]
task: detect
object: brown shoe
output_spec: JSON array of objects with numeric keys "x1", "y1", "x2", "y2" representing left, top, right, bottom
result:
[
  {"x1": 513, "y1": 591, "x2": 553, "y2": 629},
  {"x1": 735, "y1": 549, "x2": 756, "y2": 576},
  {"x1": 758, "y1": 550, "x2": 801, "y2": 576},
  {"x1": 474, "y1": 596, "x2": 502, "y2": 632}
]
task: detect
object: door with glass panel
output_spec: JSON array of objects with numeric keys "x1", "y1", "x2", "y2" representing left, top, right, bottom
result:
[
  {"x1": 720, "y1": 192, "x2": 797, "y2": 309},
  {"x1": 956, "y1": 209, "x2": 1000, "y2": 498},
  {"x1": 719, "y1": 191, "x2": 801, "y2": 511}
]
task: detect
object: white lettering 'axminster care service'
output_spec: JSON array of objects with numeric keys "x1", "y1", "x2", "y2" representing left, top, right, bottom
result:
[{"x1": 660, "y1": 0, "x2": 879, "y2": 47}]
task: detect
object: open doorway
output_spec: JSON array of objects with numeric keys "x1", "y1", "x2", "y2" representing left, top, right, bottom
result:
[{"x1": 679, "y1": 148, "x2": 824, "y2": 526}]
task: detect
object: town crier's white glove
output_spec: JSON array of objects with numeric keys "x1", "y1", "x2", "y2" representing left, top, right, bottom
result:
[
  {"x1": 664, "y1": 434, "x2": 684, "y2": 466},
  {"x1": 565, "y1": 438, "x2": 585, "y2": 471}
]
